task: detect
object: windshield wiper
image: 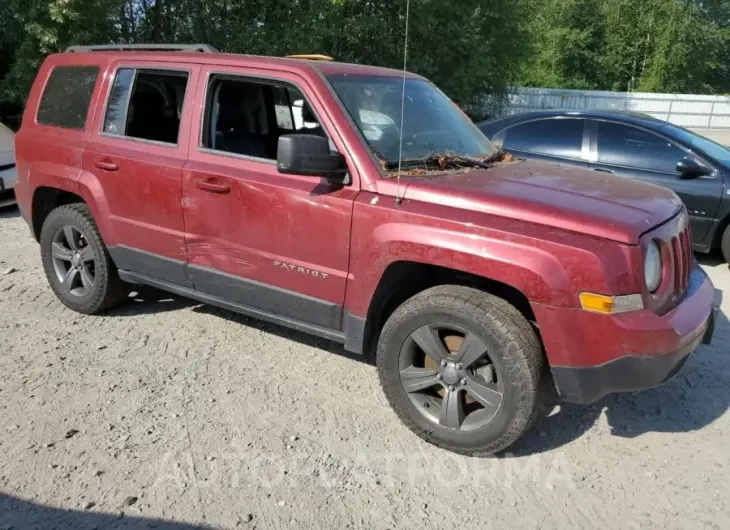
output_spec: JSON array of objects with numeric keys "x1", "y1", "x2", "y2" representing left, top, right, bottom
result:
[
  {"x1": 479, "y1": 147, "x2": 505, "y2": 164},
  {"x1": 384, "y1": 153, "x2": 495, "y2": 171}
]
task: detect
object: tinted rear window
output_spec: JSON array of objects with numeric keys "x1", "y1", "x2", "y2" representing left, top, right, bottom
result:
[
  {"x1": 37, "y1": 66, "x2": 99, "y2": 130},
  {"x1": 501, "y1": 118, "x2": 584, "y2": 159}
]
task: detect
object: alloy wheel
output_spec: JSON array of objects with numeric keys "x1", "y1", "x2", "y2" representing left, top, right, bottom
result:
[
  {"x1": 50, "y1": 225, "x2": 97, "y2": 297},
  {"x1": 398, "y1": 323, "x2": 504, "y2": 431}
]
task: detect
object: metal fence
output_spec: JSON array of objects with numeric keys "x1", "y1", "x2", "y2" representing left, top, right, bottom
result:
[{"x1": 496, "y1": 87, "x2": 730, "y2": 130}]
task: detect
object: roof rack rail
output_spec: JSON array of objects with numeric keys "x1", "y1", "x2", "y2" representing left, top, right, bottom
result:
[
  {"x1": 286, "y1": 54, "x2": 334, "y2": 61},
  {"x1": 65, "y1": 44, "x2": 218, "y2": 53}
]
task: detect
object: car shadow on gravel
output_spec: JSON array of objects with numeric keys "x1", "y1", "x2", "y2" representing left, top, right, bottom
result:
[
  {"x1": 696, "y1": 251, "x2": 728, "y2": 269},
  {"x1": 108, "y1": 287, "x2": 199, "y2": 317},
  {"x1": 511, "y1": 307, "x2": 730, "y2": 457},
  {"x1": 192, "y1": 304, "x2": 362, "y2": 361},
  {"x1": 0, "y1": 491, "x2": 213, "y2": 530},
  {"x1": 0, "y1": 204, "x2": 19, "y2": 218}
]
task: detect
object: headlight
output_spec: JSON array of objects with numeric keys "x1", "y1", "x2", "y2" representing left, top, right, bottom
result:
[{"x1": 644, "y1": 241, "x2": 662, "y2": 293}]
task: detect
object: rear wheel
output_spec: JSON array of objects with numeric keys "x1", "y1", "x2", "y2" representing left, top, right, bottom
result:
[
  {"x1": 377, "y1": 285, "x2": 544, "y2": 455},
  {"x1": 40, "y1": 203, "x2": 129, "y2": 314}
]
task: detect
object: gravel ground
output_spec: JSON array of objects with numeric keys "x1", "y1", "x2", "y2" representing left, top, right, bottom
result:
[{"x1": 0, "y1": 205, "x2": 728, "y2": 530}]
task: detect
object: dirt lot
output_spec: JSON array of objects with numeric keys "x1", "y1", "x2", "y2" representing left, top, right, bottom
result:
[{"x1": 0, "y1": 205, "x2": 728, "y2": 530}]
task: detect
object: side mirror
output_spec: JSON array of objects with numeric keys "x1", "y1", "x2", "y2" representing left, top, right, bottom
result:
[
  {"x1": 277, "y1": 134, "x2": 349, "y2": 185},
  {"x1": 676, "y1": 157, "x2": 711, "y2": 179}
]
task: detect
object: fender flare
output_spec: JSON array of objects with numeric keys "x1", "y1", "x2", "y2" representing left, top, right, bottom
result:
[
  {"x1": 347, "y1": 222, "x2": 574, "y2": 320},
  {"x1": 28, "y1": 166, "x2": 116, "y2": 246}
]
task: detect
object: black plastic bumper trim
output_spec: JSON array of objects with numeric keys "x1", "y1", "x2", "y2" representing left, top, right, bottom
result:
[{"x1": 552, "y1": 324, "x2": 710, "y2": 405}]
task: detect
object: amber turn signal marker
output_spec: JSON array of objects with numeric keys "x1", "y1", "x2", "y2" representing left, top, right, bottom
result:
[{"x1": 579, "y1": 293, "x2": 644, "y2": 314}]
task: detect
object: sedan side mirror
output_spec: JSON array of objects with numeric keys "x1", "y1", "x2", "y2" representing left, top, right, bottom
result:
[
  {"x1": 277, "y1": 134, "x2": 349, "y2": 185},
  {"x1": 676, "y1": 157, "x2": 711, "y2": 179}
]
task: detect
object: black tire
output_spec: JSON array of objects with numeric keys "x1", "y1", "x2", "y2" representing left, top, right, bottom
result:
[
  {"x1": 722, "y1": 225, "x2": 730, "y2": 264},
  {"x1": 376, "y1": 285, "x2": 544, "y2": 456},
  {"x1": 40, "y1": 203, "x2": 129, "y2": 314}
]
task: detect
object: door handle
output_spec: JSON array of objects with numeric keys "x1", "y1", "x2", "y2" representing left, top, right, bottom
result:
[
  {"x1": 593, "y1": 168, "x2": 614, "y2": 174},
  {"x1": 94, "y1": 160, "x2": 119, "y2": 172},
  {"x1": 195, "y1": 178, "x2": 231, "y2": 194}
]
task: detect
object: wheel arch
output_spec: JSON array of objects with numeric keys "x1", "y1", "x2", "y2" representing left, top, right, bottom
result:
[
  {"x1": 711, "y1": 211, "x2": 730, "y2": 252},
  {"x1": 29, "y1": 172, "x2": 114, "y2": 245},
  {"x1": 355, "y1": 260, "x2": 538, "y2": 357},
  {"x1": 31, "y1": 187, "x2": 86, "y2": 241}
]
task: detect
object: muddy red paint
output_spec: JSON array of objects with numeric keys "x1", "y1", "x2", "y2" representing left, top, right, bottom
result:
[{"x1": 14, "y1": 49, "x2": 720, "y2": 413}]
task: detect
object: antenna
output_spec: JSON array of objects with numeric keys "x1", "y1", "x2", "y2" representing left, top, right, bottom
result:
[{"x1": 395, "y1": 0, "x2": 411, "y2": 206}]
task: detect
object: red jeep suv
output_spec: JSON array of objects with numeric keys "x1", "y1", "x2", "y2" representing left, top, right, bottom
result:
[{"x1": 14, "y1": 44, "x2": 721, "y2": 455}]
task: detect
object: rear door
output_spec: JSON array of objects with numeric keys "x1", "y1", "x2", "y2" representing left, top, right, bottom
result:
[
  {"x1": 495, "y1": 117, "x2": 590, "y2": 170},
  {"x1": 589, "y1": 119, "x2": 723, "y2": 244},
  {"x1": 83, "y1": 61, "x2": 200, "y2": 285}
]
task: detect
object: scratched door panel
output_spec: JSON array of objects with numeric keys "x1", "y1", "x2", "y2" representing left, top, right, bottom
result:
[
  {"x1": 182, "y1": 65, "x2": 358, "y2": 318},
  {"x1": 183, "y1": 155, "x2": 357, "y2": 307}
]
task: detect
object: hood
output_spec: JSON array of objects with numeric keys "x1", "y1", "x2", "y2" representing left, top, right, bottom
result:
[{"x1": 396, "y1": 159, "x2": 682, "y2": 244}]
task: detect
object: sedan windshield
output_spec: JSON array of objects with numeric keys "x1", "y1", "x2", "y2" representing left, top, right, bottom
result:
[{"x1": 326, "y1": 75, "x2": 496, "y2": 171}]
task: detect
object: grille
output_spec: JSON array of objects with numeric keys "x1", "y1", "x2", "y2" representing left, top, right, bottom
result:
[
  {"x1": 670, "y1": 224, "x2": 692, "y2": 297},
  {"x1": 644, "y1": 210, "x2": 693, "y2": 315}
]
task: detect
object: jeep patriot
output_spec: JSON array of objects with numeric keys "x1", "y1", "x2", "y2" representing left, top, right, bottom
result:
[{"x1": 14, "y1": 44, "x2": 721, "y2": 455}]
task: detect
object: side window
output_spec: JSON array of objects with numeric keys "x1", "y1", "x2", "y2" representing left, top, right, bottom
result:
[
  {"x1": 273, "y1": 87, "x2": 295, "y2": 131},
  {"x1": 501, "y1": 118, "x2": 584, "y2": 159},
  {"x1": 201, "y1": 76, "x2": 328, "y2": 160},
  {"x1": 103, "y1": 69, "x2": 135, "y2": 135},
  {"x1": 273, "y1": 87, "x2": 323, "y2": 132},
  {"x1": 102, "y1": 68, "x2": 189, "y2": 145},
  {"x1": 597, "y1": 122, "x2": 686, "y2": 173},
  {"x1": 37, "y1": 66, "x2": 100, "y2": 130}
]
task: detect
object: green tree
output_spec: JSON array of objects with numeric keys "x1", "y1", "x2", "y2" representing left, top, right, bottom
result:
[
  {"x1": 2, "y1": 0, "x2": 729, "y2": 120},
  {"x1": 0, "y1": 0, "x2": 527, "y2": 114},
  {"x1": 520, "y1": 0, "x2": 730, "y2": 94}
]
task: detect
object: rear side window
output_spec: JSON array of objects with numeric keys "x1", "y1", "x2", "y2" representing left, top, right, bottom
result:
[
  {"x1": 37, "y1": 66, "x2": 99, "y2": 130},
  {"x1": 102, "y1": 68, "x2": 189, "y2": 145},
  {"x1": 501, "y1": 118, "x2": 584, "y2": 159}
]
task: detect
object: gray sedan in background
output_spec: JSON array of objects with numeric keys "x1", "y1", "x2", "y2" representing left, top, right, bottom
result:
[{"x1": 0, "y1": 122, "x2": 16, "y2": 208}]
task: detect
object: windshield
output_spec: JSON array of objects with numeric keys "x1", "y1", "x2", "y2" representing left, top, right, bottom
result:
[
  {"x1": 662, "y1": 124, "x2": 730, "y2": 167},
  {"x1": 326, "y1": 75, "x2": 496, "y2": 169}
]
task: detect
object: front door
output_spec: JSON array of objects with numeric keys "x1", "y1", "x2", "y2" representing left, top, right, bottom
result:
[
  {"x1": 182, "y1": 67, "x2": 358, "y2": 331},
  {"x1": 590, "y1": 119, "x2": 724, "y2": 244},
  {"x1": 83, "y1": 61, "x2": 200, "y2": 285}
]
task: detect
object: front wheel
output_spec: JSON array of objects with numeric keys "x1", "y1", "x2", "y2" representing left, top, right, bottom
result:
[
  {"x1": 376, "y1": 285, "x2": 544, "y2": 455},
  {"x1": 40, "y1": 203, "x2": 129, "y2": 314}
]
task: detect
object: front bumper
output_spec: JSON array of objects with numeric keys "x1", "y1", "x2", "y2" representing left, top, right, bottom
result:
[{"x1": 534, "y1": 265, "x2": 721, "y2": 404}]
